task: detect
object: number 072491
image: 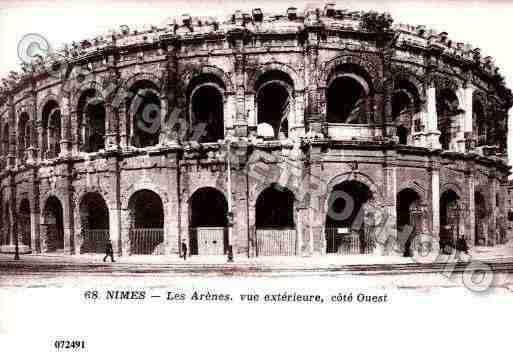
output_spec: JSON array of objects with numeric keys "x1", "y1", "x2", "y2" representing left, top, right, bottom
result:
[{"x1": 54, "y1": 340, "x2": 86, "y2": 350}]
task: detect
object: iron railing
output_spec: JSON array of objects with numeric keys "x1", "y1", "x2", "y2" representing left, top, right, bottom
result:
[
  {"x1": 129, "y1": 228, "x2": 164, "y2": 255},
  {"x1": 81, "y1": 229, "x2": 109, "y2": 254},
  {"x1": 325, "y1": 228, "x2": 375, "y2": 255},
  {"x1": 190, "y1": 227, "x2": 227, "y2": 255},
  {"x1": 256, "y1": 228, "x2": 297, "y2": 256}
]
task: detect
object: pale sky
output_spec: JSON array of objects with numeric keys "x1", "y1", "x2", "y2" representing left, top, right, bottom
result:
[{"x1": 1, "y1": 0, "x2": 513, "y2": 171}]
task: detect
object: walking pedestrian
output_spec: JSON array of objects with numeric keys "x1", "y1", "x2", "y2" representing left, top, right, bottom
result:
[
  {"x1": 181, "y1": 242, "x2": 187, "y2": 260},
  {"x1": 103, "y1": 239, "x2": 115, "y2": 262}
]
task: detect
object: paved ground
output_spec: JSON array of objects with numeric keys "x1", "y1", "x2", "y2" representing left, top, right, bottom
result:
[{"x1": 1, "y1": 244, "x2": 513, "y2": 290}]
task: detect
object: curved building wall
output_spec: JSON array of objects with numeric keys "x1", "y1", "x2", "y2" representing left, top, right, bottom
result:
[{"x1": 0, "y1": 5, "x2": 511, "y2": 258}]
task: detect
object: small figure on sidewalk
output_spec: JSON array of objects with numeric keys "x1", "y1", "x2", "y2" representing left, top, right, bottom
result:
[
  {"x1": 181, "y1": 242, "x2": 187, "y2": 260},
  {"x1": 103, "y1": 239, "x2": 115, "y2": 262},
  {"x1": 227, "y1": 245, "x2": 234, "y2": 262},
  {"x1": 456, "y1": 235, "x2": 469, "y2": 255}
]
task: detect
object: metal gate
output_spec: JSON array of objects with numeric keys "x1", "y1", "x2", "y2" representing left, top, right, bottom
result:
[
  {"x1": 191, "y1": 227, "x2": 227, "y2": 255},
  {"x1": 81, "y1": 229, "x2": 109, "y2": 254},
  {"x1": 129, "y1": 228, "x2": 164, "y2": 255},
  {"x1": 256, "y1": 229, "x2": 297, "y2": 256},
  {"x1": 325, "y1": 228, "x2": 374, "y2": 255}
]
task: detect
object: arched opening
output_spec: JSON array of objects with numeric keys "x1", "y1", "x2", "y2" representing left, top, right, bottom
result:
[
  {"x1": 392, "y1": 80, "x2": 420, "y2": 144},
  {"x1": 396, "y1": 189, "x2": 421, "y2": 256},
  {"x1": 188, "y1": 75, "x2": 225, "y2": 143},
  {"x1": 474, "y1": 191, "x2": 487, "y2": 246},
  {"x1": 256, "y1": 71, "x2": 293, "y2": 140},
  {"x1": 79, "y1": 193, "x2": 110, "y2": 254},
  {"x1": 19, "y1": 199, "x2": 31, "y2": 249},
  {"x1": 128, "y1": 189, "x2": 164, "y2": 254},
  {"x1": 440, "y1": 189, "x2": 459, "y2": 253},
  {"x1": 42, "y1": 196, "x2": 64, "y2": 253},
  {"x1": 189, "y1": 187, "x2": 228, "y2": 255},
  {"x1": 2, "y1": 202, "x2": 10, "y2": 247},
  {"x1": 397, "y1": 125, "x2": 408, "y2": 145},
  {"x1": 325, "y1": 180, "x2": 374, "y2": 254},
  {"x1": 2, "y1": 123, "x2": 9, "y2": 168},
  {"x1": 436, "y1": 89, "x2": 460, "y2": 151},
  {"x1": 128, "y1": 81, "x2": 161, "y2": 148},
  {"x1": 18, "y1": 112, "x2": 30, "y2": 163},
  {"x1": 326, "y1": 65, "x2": 371, "y2": 124},
  {"x1": 42, "y1": 100, "x2": 61, "y2": 159},
  {"x1": 77, "y1": 89, "x2": 106, "y2": 153},
  {"x1": 473, "y1": 100, "x2": 487, "y2": 147},
  {"x1": 255, "y1": 184, "x2": 296, "y2": 256}
]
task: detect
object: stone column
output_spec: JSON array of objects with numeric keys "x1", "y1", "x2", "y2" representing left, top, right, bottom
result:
[
  {"x1": 426, "y1": 86, "x2": 441, "y2": 149},
  {"x1": 234, "y1": 52, "x2": 247, "y2": 138},
  {"x1": 105, "y1": 102, "x2": 119, "y2": 150},
  {"x1": 165, "y1": 151, "x2": 180, "y2": 255},
  {"x1": 462, "y1": 84, "x2": 474, "y2": 151},
  {"x1": 118, "y1": 105, "x2": 128, "y2": 148},
  {"x1": 466, "y1": 167, "x2": 476, "y2": 248},
  {"x1": 430, "y1": 163, "x2": 441, "y2": 252},
  {"x1": 304, "y1": 25, "x2": 323, "y2": 135},
  {"x1": 59, "y1": 93, "x2": 71, "y2": 157}
]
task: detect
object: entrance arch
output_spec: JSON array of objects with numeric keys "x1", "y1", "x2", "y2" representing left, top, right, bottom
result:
[
  {"x1": 255, "y1": 185, "x2": 296, "y2": 256},
  {"x1": 474, "y1": 191, "x2": 487, "y2": 246},
  {"x1": 396, "y1": 189, "x2": 421, "y2": 256},
  {"x1": 325, "y1": 180, "x2": 374, "y2": 254},
  {"x1": 42, "y1": 196, "x2": 64, "y2": 253},
  {"x1": 256, "y1": 71, "x2": 293, "y2": 140},
  {"x1": 189, "y1": 187, "x2": 228, "y2": 255},
  {"x1": 440, "y1": 189, "x2": 459, "y2": 252},
  {"x1": 19, "y1": 199, "x2": 31, "y2": 249},
  {"x1": 79, "y1": 193, "x2": 110, "y2": 253},
  {"x1": 128, "y1": 190, "x2": 164, "y2": 254}
]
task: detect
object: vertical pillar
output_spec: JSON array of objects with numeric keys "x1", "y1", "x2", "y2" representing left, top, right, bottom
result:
[
  {"x1": 118, "y1": 105, "x2": 128, "y2": 148},
  {"x1": 466, "y1": 166, "x2": 476, "y2": 248},
  {"x1": 304, "y1": 14, "x2": 323, "y2": 135},
  {"x1": 234, "y1": 52, "x2": 247, "y2": 138},
  {"x1": 430, "y1": 163, "x2": 441, "y2": 252},
  {"x1": 59, "y1": 92, "x2": 71, "y2": 157},
  {"x1": 426, "y1": 86, "x2": 441, "y2": 149},
  {"x1": 165, "y1": 151, "x2": 180, "y2": 255},
  {"x1": 105, "y1": 102, "x2": 119, "y2": 150}
]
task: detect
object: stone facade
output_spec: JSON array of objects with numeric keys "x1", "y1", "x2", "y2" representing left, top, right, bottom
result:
[{"x1": 0, "y1": 5, "x2": 511, "y2": 259}]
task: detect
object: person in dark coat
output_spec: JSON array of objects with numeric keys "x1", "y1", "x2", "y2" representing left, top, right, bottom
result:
[
  {"x1": 103, "y1": 239, "x2": 115, "y2": 262},
  {"x1": 456, "y1": 235, "x2": 469, "y2": 255},
  {"x1": 181, "y1": 242, "x2": 187, "y2": 260}
]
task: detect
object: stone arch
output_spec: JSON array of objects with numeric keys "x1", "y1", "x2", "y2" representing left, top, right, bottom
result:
[
  {"x1": 440, "y1": 182, "x2": 463, "y2": 200},
  {"x1": 40, "y1": 191, "x2": 67, "y2": 219},
  {"x1": 121, "y1": 181, "x2": 168, "y2": 210},
  {"x1": 37, "y1": 94, "x2": 60, "y2": 124},
  {"x1": 181, "y1": 65, "x2": 234, "y2": 95},
  {"x1": 18, "y1": 197, "x2": 32, "y2": 248},
  {"x1": 187, "y1": 183, "x2": 228, "y2": 204},
  {"x1": 187, "y1": 74, "x2": 226, "y2": 143},
  {"x1": 71, "y1": 81, "x2": 104, "y2": 112},
  {"x1": 255, "y1": 183, "x2": 296, "y2": 228},
  {"x1": 392, "y1": 69, "x2": 425, "y2": 97},
  {"x1": 74, "y1": 186, "x2": 115, "y2": 213},
  {"x1": 321, "y1": 55, "x2": 380, "y2": 91},
  {"x1": 250, "y1": 180, "x2": 301, "y2": 208},
  {"x1": 326, "y1": 171, "x2": 384, "y2": 205},
  {"x1": 77, "y1": 191, "x2": 110, "y2": 254},
  {"x1": 430, "y1": 73, "x2": 461, "y2": 92},
  {"x1": 397, "y1": 181, "x2": 427, "y2": 204},
  {"x1": 247, "y1": 62, "x2": 303, "y2": 92},
  {"x1": 122, "y1": 73, "x2": 162, "y2": 96}
]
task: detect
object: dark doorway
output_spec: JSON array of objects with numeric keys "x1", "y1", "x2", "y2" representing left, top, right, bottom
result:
[
  {"x1": 325, "y1": 181, "x2": 374, "y2": 254},
  {"x1": 128, "y1": 190, "x2": 164, "y2": 254},
  {"x1": 189, "y1": 187, "x2": 228, "y2": 255}
]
